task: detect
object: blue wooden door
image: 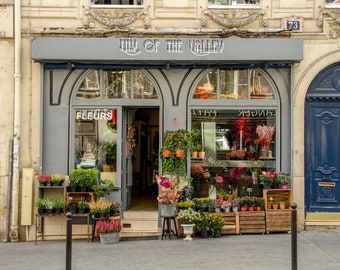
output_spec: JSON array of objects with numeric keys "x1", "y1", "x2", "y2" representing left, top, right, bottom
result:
[{"x1": 305, "y1": 102, "x2": 340, "y2": 212}]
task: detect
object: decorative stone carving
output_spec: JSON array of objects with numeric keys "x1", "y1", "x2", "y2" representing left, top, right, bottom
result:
[
  {"x1": 317, "y1": 9, "x2": 340, "y2": 39},
  {"x1": 83, "y1": 7, "x2": 150, "y2": 29},
  {"x1": 201, "y1": 9, "x2": 267, "y2": 29}
]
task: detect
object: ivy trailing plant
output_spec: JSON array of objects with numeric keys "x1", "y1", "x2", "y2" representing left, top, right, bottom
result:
[{"x1": 160, "y1": 129, "x2": 193, "y2": 177}]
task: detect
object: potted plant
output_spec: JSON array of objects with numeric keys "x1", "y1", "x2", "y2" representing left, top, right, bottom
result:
[
  {"x1": 50, "y1": 174, "x2": 65, "y2": 186},
  {"x1": 96, "y1": 219, "x2": 122, "y2": 244},
  {"x1": 36, "y1": 174, "x2": 51, "y2": 186},
  {"x1": 255, "y1": 197, "x2": 264, "y2": 211},
  {"x1": 36, "y1": 198, "x2": 45, "y2": 215},
  {"x1": 206, "y1": 212, "x2": 225, "y2": 238},
  {"x1": 176, "y1": 201, "x2": 195, "y2": 210},
  {"x1": 259, "y1": 171, "x2": 278, "y2": 189},
  {"x1": 177, "y1": 208, "x2": 201, "y2": 241},
  {"x1": 69, "y1": 168, "x2": 99, "y2": 191},
  {"x1": 77, "y1": 200, "x2": 89, "y2": 214},
  {"x1": 91, "y1": 179, "x2": 120, "y2": 200},
  {"x1": 221, "y1": 200, "x2": 232, "y2": 212},
  {"x1": 53, "y1": 198, "x2": 65, "y2": 214},
  {"x1": 44, "y1": 198, "x2": 54, "y2": 214},
  {"x1": 190, "y1": 128, "x2": 202, "y2": 158},
  {"x1": 211, "y1": 199, "x2": 223, "y2": 212},
  {"x1": 110, "y1": 202, "x2": 121, "y2": 216},
  {"x1": 196, "y1": 214, "x2": 210, "y2": 238}
]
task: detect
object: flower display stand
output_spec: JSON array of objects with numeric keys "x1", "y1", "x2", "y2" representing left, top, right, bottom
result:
[
  {"x1": 221, "y1": 212, "x2": 239, "y2": 235},
  {"x1": 239, "y1": 211, "x2": 266, "y2": 234}
]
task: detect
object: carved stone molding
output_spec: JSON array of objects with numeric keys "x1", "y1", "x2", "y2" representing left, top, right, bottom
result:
[
  {"x1": 318, "y1": 9, "x2": 340, "y2": 39},
  {"x1": 83, "y1": 7, "x2": 150, "y2": 29},
  {"x1": 201, "y1": 9, "x2": 267, "y2": 29}
]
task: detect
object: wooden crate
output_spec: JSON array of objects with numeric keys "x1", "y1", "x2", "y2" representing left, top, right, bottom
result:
[
  {"x1": 66, "y1": 192, "x2": 94, "y2": 205},
  {"x1": 221, "y1": 212, "x2": 239, "y2": 235},
  {"x1": 263, "y1": 189, "x2": 292, "y2": 209},
  {"x1": 266, "y1": 209, "x2": 291, "y2": 233},
  {"x1": 239, "y1": 211, "x2": 266, "y2": 234}
]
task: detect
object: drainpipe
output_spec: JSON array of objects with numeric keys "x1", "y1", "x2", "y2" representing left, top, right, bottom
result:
[{"x1": 10, "y1": 0, "x2": 22, "y2": 242}]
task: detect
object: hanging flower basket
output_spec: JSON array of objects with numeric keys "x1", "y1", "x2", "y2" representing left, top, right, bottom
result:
[
  {"x1": 175, "y1": 149, "x2": 184, "y2": 158},
  {"x1": 163, "y1": 149, "x2": 171, "y2": 158}
]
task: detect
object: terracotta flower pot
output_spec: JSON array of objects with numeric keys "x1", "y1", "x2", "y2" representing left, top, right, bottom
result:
[{"x1": 272, "y1": 203, "x2": 279, "y2": 210}]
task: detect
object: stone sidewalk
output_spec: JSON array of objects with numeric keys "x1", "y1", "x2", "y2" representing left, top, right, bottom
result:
[{"x1": 1, "y1": 229, "x2": 340, "y2": 270}]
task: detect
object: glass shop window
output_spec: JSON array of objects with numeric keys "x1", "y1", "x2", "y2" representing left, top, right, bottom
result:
[
  {"x1": 191, "y1": 109, "x2": 276, "y2": 162},
  {"x1": 75, "y1": 109, "x2": 118, "y2": 173},
  {"x1": 208, "y1": 0, "x2": 260, "y2": 7},
  {"x1": 193, "y1": 69, "x2": 274, "y2": 100},
  {"x1": 76, "y1": 70, "x2": 157, "y2": 100},
  {"x1": 191, "y1": 68, "x2": 278, "y2": 182},
  {"x1": 92, "y1": 0, "x2": 143, "y2": 5}
]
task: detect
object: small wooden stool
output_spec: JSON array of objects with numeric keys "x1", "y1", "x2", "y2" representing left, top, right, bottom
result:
[{"x1": 161, "y1": 215, "x2": 178, "y2": 240}]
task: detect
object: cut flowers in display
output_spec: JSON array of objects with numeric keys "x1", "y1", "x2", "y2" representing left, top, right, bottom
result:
[{"x1": 157, "y1": 193, "x2": 180, "y2": 204}]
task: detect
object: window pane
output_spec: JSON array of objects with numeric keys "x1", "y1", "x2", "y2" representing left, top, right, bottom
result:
[
  {"x1": 219, "y1": 69, "x2": 247, "y2": 99},
  {"x1": 103, "y1": 70, "x2": 131, "y2": 99},
  {"x1": 76, "y1": 71, "x2": 100, "y2": 99},
  {"x1": 133, "y1": 70, "x2": 158, "y2": 99},
  {"x1": 250, "y1": 70, "x2": 274, "y2": 99},
  {"x1": 194, "y1": 70, "x2": 217, "y2": 99}
]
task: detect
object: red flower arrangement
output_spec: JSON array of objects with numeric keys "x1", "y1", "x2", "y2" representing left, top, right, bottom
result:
[{"x1": 96, "y1": 220, "x2": 122, "y2": 234}]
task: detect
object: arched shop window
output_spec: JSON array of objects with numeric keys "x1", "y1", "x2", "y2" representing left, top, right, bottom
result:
[
  {"x1": 190, "y1": 68, "x2": 279, "y2": 196},
  {"x1": 73, "y1": 69, "x2": 158, "y2": 171},
  {"x1": 76, "y1": 69, "x2": 158, "y2": 99}
]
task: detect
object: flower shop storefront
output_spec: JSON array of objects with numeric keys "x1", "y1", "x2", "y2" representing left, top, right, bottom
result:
[{"x1": 30, "y1": 37, "x2": 302, "y2": 240}]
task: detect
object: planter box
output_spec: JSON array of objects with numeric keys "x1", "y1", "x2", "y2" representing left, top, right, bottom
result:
[
  {"x1": 221, "y1": 212, "x2": 239, "y2": 235},
  {"x1": 263, "y1": 189, "x2": 292, "y2": 210},
  {"x1": 266, "y1": 209, "x2": 291, "y2": 233},
  {"x1": 239, "y1": 211, "x2": 266, "y2": 234}
]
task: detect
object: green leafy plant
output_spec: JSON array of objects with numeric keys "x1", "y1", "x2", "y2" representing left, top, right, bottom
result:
[
  {"x1": 69, "y1": 168, "x2": 99, "y2": 189},
  {"x1": 50, "y1": 174, "x2": 65, "y2": 185},
  {"x1": 53, "y1": 198, "x2": 65, "y2": 209},
  {"x1": 91, "y1": 179, "x2": 120, "y2": 199},
  {"x1": 77, "y1": 200, "x2": 88, "y2": 210},
  {"x1": 36, "y1": 198, "x2": 45, "y2": 209}
]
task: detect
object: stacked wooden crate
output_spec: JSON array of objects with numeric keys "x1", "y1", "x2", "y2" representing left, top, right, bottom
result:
[
  {"x1": 239, "y1": 211, "x2": 266, "y2": 234},
  {"x1": 264, "y1": 189, "x2": 292, "y2": 233},
  {"x1": 221, "y1": 212, "x2": 239, "y2": 235}
]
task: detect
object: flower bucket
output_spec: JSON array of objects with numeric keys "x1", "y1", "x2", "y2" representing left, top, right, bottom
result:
[
  {"x1": 99, "y1": 232, "x2": 119, "y2": 244},
  {"x1": 162, "y1": 204, "x2": 177, "y2": 217}
]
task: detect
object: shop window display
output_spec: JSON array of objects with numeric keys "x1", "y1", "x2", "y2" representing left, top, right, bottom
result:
[{"x1": 191, "y1": 68, "x2": 277, "y2": 196}]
